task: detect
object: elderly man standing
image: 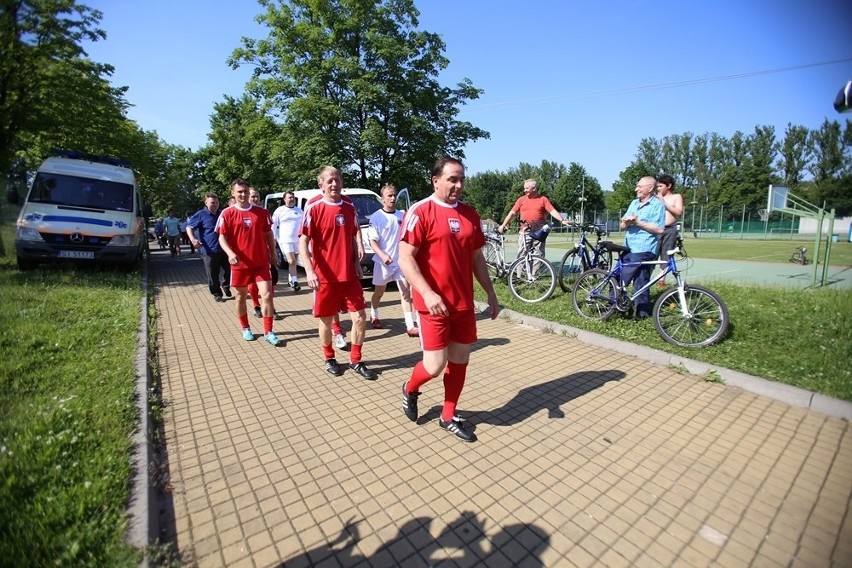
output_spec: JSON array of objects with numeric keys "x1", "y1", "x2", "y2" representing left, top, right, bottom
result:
[
  {"x1": 498, "y1": 178, "x2": 569, "y2": 257},
  {"x1": 620, "y1": 176, "x2": 665, "y2": 320}
]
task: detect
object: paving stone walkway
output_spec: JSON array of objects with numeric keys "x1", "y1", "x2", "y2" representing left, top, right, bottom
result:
[{"x1": 153, "y1": 250, "x2": 852, "y2": 567}]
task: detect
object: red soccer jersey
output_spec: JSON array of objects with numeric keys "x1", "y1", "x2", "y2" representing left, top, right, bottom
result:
[
  {"x1": 301, "y1": 196, "x2": 359, "y2": 283},
  {"x1": 401, "y1": 195, "x2": 485, "y2": 312},
  {"x1": 511, "y1": 194, "x2": 556, "y2": 224},
  {"x1": 216, "y1": 204, "x2": 272, "y2": 269}
]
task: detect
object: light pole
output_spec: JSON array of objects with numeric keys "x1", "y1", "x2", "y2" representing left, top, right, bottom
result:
[
  {"x1": 691, "y1": 186, "x2": 697, "y2": 236},
  {"x1": 578, "y1": 177, "x2": 586, "y2": 224}
]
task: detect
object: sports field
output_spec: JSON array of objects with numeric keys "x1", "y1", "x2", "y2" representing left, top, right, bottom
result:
[{"x1": 508, "y1": 233, "x2": 852, "y2": 289}]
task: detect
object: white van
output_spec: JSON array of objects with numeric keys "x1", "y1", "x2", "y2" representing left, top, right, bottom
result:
[
  {"x1": 265, "y1": 188, "x2": 384, "y2": 278},
  {"x1": 15, "y1": 150, "x2": 146, "y2": 270}
]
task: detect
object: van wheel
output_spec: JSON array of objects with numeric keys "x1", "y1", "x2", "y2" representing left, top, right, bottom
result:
[{"x1": 16, "y1": 257, "x2": 37, "y2": 270}]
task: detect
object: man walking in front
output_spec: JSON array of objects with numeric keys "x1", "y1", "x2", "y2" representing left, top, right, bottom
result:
[
  {"x1": 217, "y1": 178, "x2": 281, "y2": 346},
  {"x1": 299, "y1": 166, "x2": 377, "y2": 380},
  {"x1": 187, "y1": 193, "x2": 231, "y2": 302},
  {"x1": 620, "y1": 176, "x2": 665, "y2": 319},
  {"x1": 398, "y1": 157, "x2": 500, "y2": 443}
]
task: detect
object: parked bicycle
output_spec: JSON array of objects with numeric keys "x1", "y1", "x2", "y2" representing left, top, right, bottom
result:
[
  {"x1": 789, "y1": 246, "x2": 809, "y2": 265},
  {"x1": 557, "y1": 223, "x2": 613, "y2": 293},
  {"x1": 571, "y1": 238, "x2": 729, "y2": 347},
  {"x1": 483, "y1": 225, "x2": 557, "y2": 303}
]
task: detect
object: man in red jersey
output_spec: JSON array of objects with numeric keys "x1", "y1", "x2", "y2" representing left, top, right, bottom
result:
[
  {"x1": 498, "y1": 178, "x2": 569, "y2": 257},
  {"x1": 217, "y1": 178, "x2": 281, "y2": 346},
  {"x1": 299, "y1": 166, "x2": 377, "y2": 380},
  {"x1": 397, "y1": 157, "x2": 500, "y2": 442},
  {"x1": 305, "y1": 192, "x2": 362, "y2": 350}
]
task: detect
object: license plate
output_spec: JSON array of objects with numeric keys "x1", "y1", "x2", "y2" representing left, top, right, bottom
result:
[{"x1": 58, "y1": 250, "x2": 94, "y2": 259}]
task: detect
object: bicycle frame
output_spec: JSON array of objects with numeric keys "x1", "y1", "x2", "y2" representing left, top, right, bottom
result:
[
  {"x1": 485, "y1": 229, "x2": 557, "y2": 303},
  {"x1": 572, "y1": 239, "x2": 730, "y2": 347},
  {"x1": 593, "y1": 246, "x2": 688, "y2": 316}
]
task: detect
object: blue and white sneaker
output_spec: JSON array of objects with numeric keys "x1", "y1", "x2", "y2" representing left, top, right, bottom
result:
[
  {"x1": 242, "y1": 328, "x2": 255, "y2": 341},
  {"x1": 264, "y1": 331, "x2": 281, "y2": 346}
]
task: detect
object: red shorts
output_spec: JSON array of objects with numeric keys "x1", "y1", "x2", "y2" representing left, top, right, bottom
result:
[
  {"x1": 313, "y1": 280, "x2": 366, "y2": 318},
  {"x1": 419, "y1": 309, "x2": 477, "y2": 351},
  {"x1": 230, "y1": 265, "x2": 272, "y2": 289}
]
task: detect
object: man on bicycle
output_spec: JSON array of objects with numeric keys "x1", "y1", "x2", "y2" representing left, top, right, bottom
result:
[
  {"x1": 498, "y1": 179, "x2": 569, "y2": 257},
  {"x1": 620, "y1": 176, "x2": 665, "y2": 320}
]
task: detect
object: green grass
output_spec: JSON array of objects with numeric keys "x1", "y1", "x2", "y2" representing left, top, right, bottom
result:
[
  {"x1": 478, "y1": 279, "x2": 852, "y2": 402},
  {"x1": 543, "y1": 231, "x2": 852, "y2": 265},
  {"x1": 0, "y1": 212, "x2": 143, "y2": 565}
]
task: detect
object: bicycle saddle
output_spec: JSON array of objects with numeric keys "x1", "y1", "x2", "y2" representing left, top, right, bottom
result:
[{"x1": 601, "y1": 241, "x2": 630, "y2": 256}]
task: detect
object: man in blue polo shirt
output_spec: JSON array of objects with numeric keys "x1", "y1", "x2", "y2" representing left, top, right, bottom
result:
[
  {"x1": 620, "y1": 176, "x2": 665, "y2": 319},
  {"x1": 187, "y1": 193, "x2": 232, "y2": 302}
]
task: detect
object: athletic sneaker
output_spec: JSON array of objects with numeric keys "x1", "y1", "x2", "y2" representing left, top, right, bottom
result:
[
  {"x1": 334, "y1": 333, "x2": 347, "y2": 349},
  {"x1": 213, "y1": 295, "x2": 224, "y2": 302},
  {"x1": 223, "y1": 287, "x2": 233, "y2": 298},
  {"x1": 406, "y1": 327, "x2": 420, "y2": 337},
  {"x1": 349, "y1": 362, "x2": 378, "y2": 380},
  {"x1": 371, "y1": 318, "x2": 383, "y2": 329},
  {"x1": 401, "y1": 381, "x2": 420, "y2": 422},
  {"x1": 292, "y1": 282, "x2": 301, "y2": 292},
  {"x1": 439, "y1": 417, "x2": 476, "y2": 442},
  {"x1": 242, "y1": 328, "x2": 255, "y2": 341},
  {"x1": 264, "y1": 331, "x2": 281, "y2": 346},
  {"x1": 253, "y1": 306, "x2": 263, "y2": 318},
  {"x1": 325, "y1": 358, "x2": 343, "y2": 376}
]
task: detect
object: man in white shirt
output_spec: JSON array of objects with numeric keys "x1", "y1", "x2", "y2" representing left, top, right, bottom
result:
[
  {"x1": 367, "y1": 184, "x2": 418, "y2": 337},
  {"x1": 271, "y1": 191, "x2": 304, "y2": 291}
]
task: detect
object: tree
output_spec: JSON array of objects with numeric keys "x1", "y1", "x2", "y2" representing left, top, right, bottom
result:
[
  {"x1": 204, "y1": 94, "x2": 287, "y2": 193},
  {"x1": 228, "y1": 0, "x2": 489, "y2": 197},
  {"x1": 463, "y1": 169, "x2": 514, "y2": 223},
  {"x1": 608, "y1": 161, "x2": 653, "y2": 213},
  {"x1": 807, "y1": 119, "x2": 852, "y2": 215},
  {"x1": 776, "y1": 123, "x2": 811, "y2": 188},
  {"x1": 0, "y1": 0, "x2": 127, "y2": 173}
]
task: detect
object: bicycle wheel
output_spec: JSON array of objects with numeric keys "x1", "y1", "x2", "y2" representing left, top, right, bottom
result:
[
  {"x1": 484, "y1": 240, "x2": 503, "y2": 281},
  {"x1": 508, "y1": 255, "x2": 556, "y2": 303},
  {"x1": 557, "y1": 247, "x2": 584, "y2": 293},
  {"x1": 653, "y1": 284, "x2": 729, "y2": 347},
  {"x1": 571, "y1": 268, "x2": 618, "y2": 320}
]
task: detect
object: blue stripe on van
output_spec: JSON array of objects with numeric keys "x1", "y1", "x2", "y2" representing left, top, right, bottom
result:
[{"x1": 42, "y1": 215, "x2": 116, "y2": 227}]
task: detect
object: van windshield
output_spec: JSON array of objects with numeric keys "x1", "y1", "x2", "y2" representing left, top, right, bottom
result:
[
  {"x1": 350, "y1": 195, "x2": 382, "y2": 224},
  {"x1": 30, "y1": 173, "x2": 134, "y2": 212}
]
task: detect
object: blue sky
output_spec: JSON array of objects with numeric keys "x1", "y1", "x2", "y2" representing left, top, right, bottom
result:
[{"x1": 82, "y1": 0, "x2": 851, "y2": 190}]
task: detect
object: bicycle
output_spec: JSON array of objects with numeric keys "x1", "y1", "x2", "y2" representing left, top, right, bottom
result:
[
  {"x1": 557, "y1": 223, "x2": 613, "y2": 293},
  {"x1": 483, "y1": 226, "x2": 557, "y2": 303},
  {"x1": 571, "y1": 238, "x2": 729, "y2": 347},
  {"x1": 789, "y1": 246, "x2": 808, "y2": 265}
]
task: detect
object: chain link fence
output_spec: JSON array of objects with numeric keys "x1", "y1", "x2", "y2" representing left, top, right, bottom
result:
[{"x1": 550, "y1": 205, "x2": 843, "y2": 241}]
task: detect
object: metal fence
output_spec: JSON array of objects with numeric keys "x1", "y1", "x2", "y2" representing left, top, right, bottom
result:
[{"x1": 559, "y1": 205, "x2": 818, "y2": 241}]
